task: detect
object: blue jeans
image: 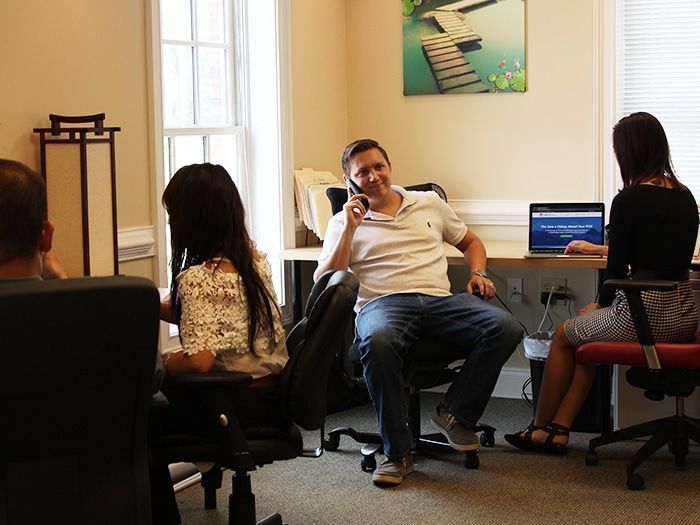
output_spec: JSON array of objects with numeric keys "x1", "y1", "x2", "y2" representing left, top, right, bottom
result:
[{"x1": 355, "y1": 292, "x2": 522, "y2": 459}]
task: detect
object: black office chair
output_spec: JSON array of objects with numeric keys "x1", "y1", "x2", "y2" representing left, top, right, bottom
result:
[
  {"x1": 577, "y1": 279, "x2": 700, "y2": 490},
  {"x1": 0, "y1": 276, "x2": 159, "y2": 525},
  {"x1": 150, "y1": 270, "x2": 359, "y2": 525},
  {"x1": 323, "y1": 183, "x2": 496, "y2": 471}
]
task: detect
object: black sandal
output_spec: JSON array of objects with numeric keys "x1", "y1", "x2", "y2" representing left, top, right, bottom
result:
[{"x1": 504, "y1": 421, "x2": 569, "y2": 455}]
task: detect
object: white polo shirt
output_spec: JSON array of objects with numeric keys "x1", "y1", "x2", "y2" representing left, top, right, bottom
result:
[{"x1": 319, "y1": 186, "x2": 468, "y2": 311}]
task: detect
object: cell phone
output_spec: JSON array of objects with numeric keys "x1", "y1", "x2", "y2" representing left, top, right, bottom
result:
[{"x1": 347, "y1": 179, "x2": 370, "y2": 210}]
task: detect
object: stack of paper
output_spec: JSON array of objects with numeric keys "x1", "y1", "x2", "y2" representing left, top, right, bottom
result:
[{"x1": 294, "y1": 168, "x2": 345, "y2": 240}]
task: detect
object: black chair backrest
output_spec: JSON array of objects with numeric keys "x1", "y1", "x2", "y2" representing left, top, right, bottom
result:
[
  {"x1": 326, "y1": 182, "x2": 447, "y2": 215},
  {"x1": 0, "y1": 276, "x2": 159, "y2": 525},
  {"x1": 279, "y1": 271, "x2": 359, "y2": 430}
]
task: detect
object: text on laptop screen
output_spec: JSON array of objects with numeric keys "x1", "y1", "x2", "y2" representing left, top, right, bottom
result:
[{"x1": 530, "y1": 204, "x2": 604, "y2": 250}]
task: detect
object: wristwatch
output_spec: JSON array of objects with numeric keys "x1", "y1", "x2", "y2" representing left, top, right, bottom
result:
[{"x1": 470, "y1": 269, "x2": 488, "y2": 279}]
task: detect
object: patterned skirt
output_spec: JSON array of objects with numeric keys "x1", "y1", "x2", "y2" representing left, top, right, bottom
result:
[{"x1": 563, "y1": 280, "x2": 699, "y2": 347}]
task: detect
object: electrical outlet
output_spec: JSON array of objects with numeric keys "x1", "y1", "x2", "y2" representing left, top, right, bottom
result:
[
  {"x1": 507, "y1": 278, "x2": 523, "y2": 303},
  {"x1": 540, "y1": 277, "x2": 567, "y2": 295},
  {"x1": 539, "y1": 277, "x2": 568, "y2": 305}
]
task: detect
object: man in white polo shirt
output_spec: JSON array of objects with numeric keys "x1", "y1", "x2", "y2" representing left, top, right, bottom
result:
[{"x1": 316, "y1": 139, "x2": 522, "y2": 486}]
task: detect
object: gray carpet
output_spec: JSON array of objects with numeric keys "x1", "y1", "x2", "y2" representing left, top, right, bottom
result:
[{"x1": 175, "y1": 394, "x2": 699, "y2": 524}]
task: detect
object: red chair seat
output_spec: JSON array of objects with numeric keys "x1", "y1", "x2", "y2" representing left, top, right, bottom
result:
[{"x1": 577, "y1": 333, "x2": 700, "y2": 369}]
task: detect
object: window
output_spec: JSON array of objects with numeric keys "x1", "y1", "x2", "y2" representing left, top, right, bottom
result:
[
  {"x1": 150, "y1": 0, "x2": 294, "y2": 350},
  {"x1": 614, "y1": 0, "x2": 700, "y2": 197},
  {"x1": 160, "y1": 0, "x2": 246, "y2": 208}
]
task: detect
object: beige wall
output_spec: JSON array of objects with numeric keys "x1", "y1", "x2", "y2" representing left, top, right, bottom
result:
[
  {"x1": 345, "y1": 0, "x2": 597, "y2": 201},
  {"x1": 292, "y1": 0, "x2": 598, "y2": 199},
  {"x1": 291, "y1": 0, "x2": 602, "y2": 372},
  {"x1": 291, "y1": 0, "x2": 349, "y2": 175},
  {"x1": 0, "y1": 0, "x2": 154, "y2": 279}
]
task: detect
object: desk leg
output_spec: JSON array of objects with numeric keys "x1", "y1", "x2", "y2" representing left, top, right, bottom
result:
[
  {"x1": 599, "y1": 364, "x2": 613, "y2": 433},
  {"x1": 291, "y1": 260, "x2": 302, "y2": 324}
]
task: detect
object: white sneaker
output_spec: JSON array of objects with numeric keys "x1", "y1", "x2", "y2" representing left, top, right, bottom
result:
[
  {"x1": 371, "y1": 454, "x2": 414, "y2": 486},
  {"x1": 431, "y1": 404, "x2": 480, "y2": 452}
]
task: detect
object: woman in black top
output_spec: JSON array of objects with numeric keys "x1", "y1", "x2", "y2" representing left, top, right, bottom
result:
[{"x1": 506, "y1": 112, "x2": 699, "y2": 454}]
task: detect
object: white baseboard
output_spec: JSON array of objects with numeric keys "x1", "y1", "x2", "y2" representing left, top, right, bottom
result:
[
  {"x1": 491, "y1": 366, "x2": 531, "y2": 400},
  {"x1": 426, "y1": 366, "x2": 531, "y2": 400}
]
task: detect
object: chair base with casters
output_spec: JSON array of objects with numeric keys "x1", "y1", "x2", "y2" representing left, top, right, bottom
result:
[
  {"x1": 576, "y1": 278, "x2": 700, "y2": 491},
  {"x1": 324, "y1": 338, "x2": 497, "y2": 471},
  {"x1": 150, "y1": 271, "x2": 359, "y2": 525}
]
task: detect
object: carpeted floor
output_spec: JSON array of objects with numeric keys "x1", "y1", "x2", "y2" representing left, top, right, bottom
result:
[{"x1": 175, "y1": 394, "x2": 699, "y2": 525}]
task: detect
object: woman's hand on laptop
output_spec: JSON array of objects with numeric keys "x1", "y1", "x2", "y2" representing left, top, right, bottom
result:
[{"x1": 564, "y1": 240, "x2": 608, "y2": 256}]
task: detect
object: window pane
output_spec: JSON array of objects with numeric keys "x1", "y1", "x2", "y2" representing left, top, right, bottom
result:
[
  {"x1": 161, "y1": 0, "x2": 192, "y2": 41},
  {"x1": 198, "y1": 47, "x2": 228, "y2": 125},
  {"x1": 617, "y1": 0, "x2": 700, "y2": 197},
  {"x1": 196, "y1": 0, "x2": 225, "y2": 43},
  {"x1": 172, "y1": 135, "x2": 205, "y2": 169},
  {"x1": 209, "y1": 134, "x2": 239, "y2": 182},
  {"x1": 162, "y1": 45, "x2": 195, "y2": 127}
]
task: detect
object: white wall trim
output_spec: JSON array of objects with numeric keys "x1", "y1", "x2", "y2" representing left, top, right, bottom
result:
[
  {"x1": 118, "y1": 226, "x2": 156, "y2": 262},
  {"x1": 600, "y1": 0, "x2": 618, "y2": 215},
  {"x1": 449, "y1": 199, "x2": 529, "y2": 226},
  {"x1": 491, "y1": 366, "x2": 531, "y2": 400}
]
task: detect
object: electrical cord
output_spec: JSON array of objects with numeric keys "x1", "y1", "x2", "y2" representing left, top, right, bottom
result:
[
  {"x1": 521, "y1": 376, "x2": 534, "y2": 407},
  {"x1": 493, "y1": 292, "x2": 529, "y2": 334}
]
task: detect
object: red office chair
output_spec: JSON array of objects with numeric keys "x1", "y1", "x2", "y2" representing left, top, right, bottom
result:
[{"x1": 576, "y1": 279, "x2": 700, "y2": 490}]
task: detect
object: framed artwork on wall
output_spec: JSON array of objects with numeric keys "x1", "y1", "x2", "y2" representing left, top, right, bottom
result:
[{"x1": 402, "y1": 0, "x2": 526, "y2": 95}]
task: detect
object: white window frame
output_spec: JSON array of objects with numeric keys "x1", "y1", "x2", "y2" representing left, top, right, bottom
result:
[
  {"x1": 599, "y1": 0, "x2": 700, "y2": 210},
  {"x1": 147, "y1": 0, "x2": 294, "y2": 352}
]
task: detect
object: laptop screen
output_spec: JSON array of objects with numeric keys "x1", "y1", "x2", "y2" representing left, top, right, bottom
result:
[{"x1": 529, "y1": 203, "x2": 605, "y2": 251}]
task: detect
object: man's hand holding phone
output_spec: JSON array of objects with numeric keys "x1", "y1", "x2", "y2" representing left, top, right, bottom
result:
[
  {"x1": 344, "y1": 178, "x2": 370, "y2": 229},
  {"x1": 347, "y1": 179, "x2": 370, "y2": 210}
]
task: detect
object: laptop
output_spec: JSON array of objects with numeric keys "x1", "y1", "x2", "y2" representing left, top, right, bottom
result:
[{"x1": 524, "y1": 203, "x2": 605, "y2": 258}]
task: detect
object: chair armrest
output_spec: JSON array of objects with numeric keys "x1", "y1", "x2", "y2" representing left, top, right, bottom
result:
[
  {"x1": 164, "y1": 371, "x2": 253, "y2": 390},
  {"x1": 603, "y1": 279, "x2": 680, "y2": 369},
  {"x1": 603, "y1": 279, "x2": 678, "y2": 293}
]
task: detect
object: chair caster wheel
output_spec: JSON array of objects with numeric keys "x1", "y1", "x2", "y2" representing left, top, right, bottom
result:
[
  {"x1": 361, "y1": 454, "x2": 376, "y2": 472},
  {"x1": 626, "y1": 473, "x2": 644, "y2": 491},
  {"x1": 480, "y1": 430, "x2": 495, "y2": 447},
  {"x1": 464, "y1": 452, "x2": 479, "y2": 469},
  {"x1": 585, "y1": 450, "x2": 598, "y2": 466},
  {"x1": 324, "y1": 433, "x2": 340, "y2": 451}
]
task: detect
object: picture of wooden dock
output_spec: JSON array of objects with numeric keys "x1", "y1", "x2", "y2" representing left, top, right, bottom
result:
[
  {"x1": 403, "y1": 0, "x2": 525, "y2": 96},
  {"x1": 421, "y1": 10, "x2": 488, "y2": 94}
]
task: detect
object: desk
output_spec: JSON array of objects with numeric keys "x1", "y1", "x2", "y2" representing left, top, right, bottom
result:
[
  {"x1": 280, "y1": 240, "x2": 606, "y2": 323},
  {"x1": 280, "y1": 241, "x2": 611, "y2": 432}
]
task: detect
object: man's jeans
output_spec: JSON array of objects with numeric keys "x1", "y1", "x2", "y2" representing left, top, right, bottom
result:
[{"x1": 355, "y1": 292, "x2": 523, "y2": 459}]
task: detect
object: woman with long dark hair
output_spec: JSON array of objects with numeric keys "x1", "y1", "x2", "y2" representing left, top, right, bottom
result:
[
  {"x1": 151, "y1": 163, "x2": 288, "y2": 525},
  {"x1": 506, "y1": 112, "x2": 698, "y2": 454},
  {"x1": 160, "y1": 163, "x2": 287, "y2": 380}
]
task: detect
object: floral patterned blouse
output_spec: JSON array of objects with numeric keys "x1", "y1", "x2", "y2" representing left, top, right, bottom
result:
[{"x1": 176, "y1": 253, "x2": 288, "y2": 379}]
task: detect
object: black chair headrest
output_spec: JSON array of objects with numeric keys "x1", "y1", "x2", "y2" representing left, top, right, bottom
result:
[{"x1": 326, "y1": 183, "x2": 447, "y2": 215}]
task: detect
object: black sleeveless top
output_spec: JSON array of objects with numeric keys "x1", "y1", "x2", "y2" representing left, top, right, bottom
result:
[{"x1": 599, "y1": 185, "x2": 698, "y2": 307}]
